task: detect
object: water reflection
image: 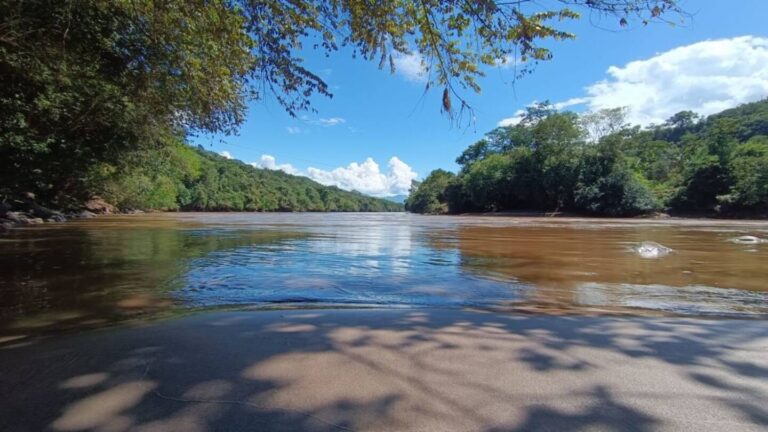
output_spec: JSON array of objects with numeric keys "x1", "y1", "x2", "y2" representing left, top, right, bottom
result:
[
  {"x1": 178, "y1": 218, "x2": 510, "y2": 307},
  {"x1": 0, "y1": 218, "x2": 306, "y2": 335},
  {"x1": 1, "y1": 213, "x2": 768, "y2": 336}
]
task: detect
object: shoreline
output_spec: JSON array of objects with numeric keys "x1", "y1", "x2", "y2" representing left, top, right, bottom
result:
[
  {"x1": 2, "y1": 307, "x2": 766, "y2": 431},
  {"x1": 455, "y1": 209, "x2": 768, "y2": 220},
  {"x1": 0, "y1": 196, "x2": 127, "y2": 232},
  {"x1": 5, "y1": 300, "x2": 767, "y2": 349},
  {"x1": 2, "y1": 191, "x2": 768, "y2": 234},
  {"x1": 4, "y1": 206, "x2": 768, "y2": 233}
]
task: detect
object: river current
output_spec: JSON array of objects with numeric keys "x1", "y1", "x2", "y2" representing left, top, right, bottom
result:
[{"x1": 2, "y1": 213, "x2": 767, "y2": 336}]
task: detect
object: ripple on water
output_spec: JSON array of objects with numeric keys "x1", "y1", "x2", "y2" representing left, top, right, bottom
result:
[
  {"x1": 576, "y1": 282, "x2": 768, "y2": 317},
  {"x1": 2, "y1": 213, "x2": 768, "y2": 332}
]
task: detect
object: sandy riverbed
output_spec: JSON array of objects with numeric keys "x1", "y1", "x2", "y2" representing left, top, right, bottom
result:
[{"x1": 1, "y1": 308, "x2": 767, "y2": 431}]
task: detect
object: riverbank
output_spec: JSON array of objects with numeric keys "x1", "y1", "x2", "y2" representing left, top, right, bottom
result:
[
  {"x1": 4, "y1": 204, "x2": 767, "y2": 234},
  {"x1": 1, "y1": 308, "x2": 766, "y2": 431},
  {"x1": 0, "y1": 196, "x2": 137, "y2": 232},
  {"x1": 456, "y1": 209, "x2": 768, "y2": 220}
]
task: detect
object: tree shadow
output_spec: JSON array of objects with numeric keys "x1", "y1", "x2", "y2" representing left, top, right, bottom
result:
[
  {"x1": 0, "y1": 308, "x2": 766, "y2": 431},
  {"x1": 487, "y1": 386, "x2": 658, "y2": 432}
]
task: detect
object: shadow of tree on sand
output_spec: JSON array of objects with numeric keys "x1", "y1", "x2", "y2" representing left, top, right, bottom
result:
[{"x1": 0, "y1": 308, "x2": 766, "y2": 431}]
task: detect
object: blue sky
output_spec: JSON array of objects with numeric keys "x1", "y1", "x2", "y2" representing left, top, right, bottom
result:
[{"x1": 194, "y1": 0, "x2": 768, "y2": 197}]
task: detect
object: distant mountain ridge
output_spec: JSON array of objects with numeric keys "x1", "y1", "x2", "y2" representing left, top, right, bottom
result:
[{"x1": 383, "y1": 195, "x2": 408, "y2": 204}]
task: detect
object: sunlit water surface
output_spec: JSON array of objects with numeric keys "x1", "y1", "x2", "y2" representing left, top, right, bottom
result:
[{"x1": 2, "y1": 213, "x2": 768, "y2": 335}]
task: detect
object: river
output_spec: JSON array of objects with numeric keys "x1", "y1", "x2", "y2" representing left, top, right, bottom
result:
[{"x1": 2, "y1": 213, "x2": 767, "y2": 336}]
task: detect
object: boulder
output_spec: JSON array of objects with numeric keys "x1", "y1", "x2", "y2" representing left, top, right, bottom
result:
[
  {"x1": 84, "y1": 197, "x2": 117, "y2": 214},
  {"x1": 27, "y1": 202, "x2": 62, "y2": 219},
  {"x1": 0, "y1": 202, "x2": 10, "y2": 217},
  {"x1": 2, "y1": 199, "x2": 65, "y2": 219},
  {"x1": 4, "y1": 211, "x2": 28, "y2": 223},
  {"x1": 75, "y1": 210, "x2": 97, "y2": 219}
]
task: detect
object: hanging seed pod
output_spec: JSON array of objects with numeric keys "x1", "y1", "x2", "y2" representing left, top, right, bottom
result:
[{"x1": 442, "y1": 88, "x2": 451, "y2": 113}]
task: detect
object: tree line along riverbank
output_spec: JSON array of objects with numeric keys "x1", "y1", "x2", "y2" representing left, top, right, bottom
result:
[
  {"x1": 405, "y1": 99, "x2": 768, "y2": 217},
  {"x1": 0, "y1": 144, "x2": 403, "y2": 232}
]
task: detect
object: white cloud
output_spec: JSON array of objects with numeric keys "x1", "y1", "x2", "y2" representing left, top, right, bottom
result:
[
  {"x1": 497, "y1": 36, "x2": 768, "y2": 127},
  {"x1": 250, "y1": 154, "x2": 298, "y2": 175},
  {"x1": 236, "y1": 152, "x2": 418, "y2": 197},
  {"x1": 497, "y1": 98, "x2": 590, "y2": 126},
  {"x1": 393, "y1": 51, "x2": 428, "y2": 83},
  {"x1": 302, "y1": 116, "x2": 346, "y2": 127},
  {"x1": 316, "y1": 117, "x2": 346, "y2": 127},
  {"x1": 498, "y1": 109, "x2": 526, "y2": 127},
  {"x1": 219, "y1": 150, "x2": 233, "y2": 159},
  {"x1": 493, "y1": 54, "x2": 525, "y2": 69},
  {"x1": 286, "y1": 126, "x2": 302, "y2": 134},
  {"x1": 553, "y1": 97, "x2": 590, "y2": 110},
  {"x1": 306, "y1": 157, "x2": 418, "y2": 197},
  {"x1": 586, "y1": 36, "x2": 768, "y2": 125}
]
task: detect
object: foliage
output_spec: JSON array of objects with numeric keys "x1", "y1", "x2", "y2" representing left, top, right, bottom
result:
[
  {"x1": 0, "y1": 0, "x2": 252, "y2": 205},
  {"x1": 463, "y1": 154, "x2": 514, "y2": 210},
  {"x1": 404, "y1": 170, "x2": 456, "y2": 214},
  {"x1": 580, "y1": 107, "x2": 630, "y2": 142},
  {"x1": 720, "y1": 136, "x2": 768, "y2": 209},
  {"x1": 99, "y1": 141, "x2": 402, "y2": 212},
  {"x1": 575, "y1": 147, "x2": 658, "y2": 216},
  {"x1": 1, "y1": 0, "x2": 683, "y2": 207},
  {"x1": 408, "y1": 99, "x2": 768, "y2": 216}
]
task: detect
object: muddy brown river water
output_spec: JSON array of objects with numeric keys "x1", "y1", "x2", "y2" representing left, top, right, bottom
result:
[{"x1": 1, "y1": 213, "x2": 767, "y2": 336}]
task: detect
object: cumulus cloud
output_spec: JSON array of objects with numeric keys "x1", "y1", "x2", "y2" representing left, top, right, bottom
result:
[
  {"x1": 306, "y1": 157, "x2": 418, "y2": 197},
  {"x1": 497, "y1": 97, "x2": 591, "y2": 126},
  {"x1": 223, "y1": 152, "x2": 418, "y2": 197},
  {"x1": 499, "y1": 36, "x2": 768, "y2": 127},
  {"x1": 498, "y1": 109, "x2": 526, "y2": 127},
  {"x1": 554, "y1": 97, "x2": 590, "y2": 110},
  {"x1": 250, "y1": 154, "x2": 298, "y2": 175},
  {"x1": 286, "y1": 126, "x2": 302, "y2": 134},
  {"x1": 393, "y1": 51, "x2": 428, "y2": 83},
  {"x1": 586, "y1": 36, "x2": 768, "y2": 125}
]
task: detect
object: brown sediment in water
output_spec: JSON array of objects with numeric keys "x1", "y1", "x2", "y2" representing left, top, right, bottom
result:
[{"x1": 2, "y1": 213, "x2": 767, "y2": 339}]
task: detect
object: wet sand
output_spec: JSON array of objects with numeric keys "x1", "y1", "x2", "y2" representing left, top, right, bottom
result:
[{"x1": 1, "y1": 308, "x2": 767, "y2": 431}]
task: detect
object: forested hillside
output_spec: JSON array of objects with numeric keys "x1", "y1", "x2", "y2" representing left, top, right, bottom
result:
[
  {"x1": 99, "y1": 143, "x2": 403, "y2": 212},
  {"x1": 406, "y1": 99, "x2": 768, "y2": 216}
]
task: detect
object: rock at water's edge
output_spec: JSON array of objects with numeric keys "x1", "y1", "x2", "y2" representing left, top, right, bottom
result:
[
  {"x1": 75, "y1": 210, "x2": 97, "y2": 218},
  {"x1": 84, "y1": 197, "x2": 117, "y2": 214}
]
